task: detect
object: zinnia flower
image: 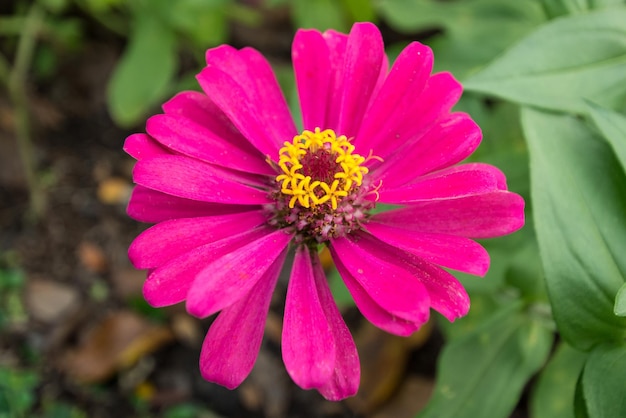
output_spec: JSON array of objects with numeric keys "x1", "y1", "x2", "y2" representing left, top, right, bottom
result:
[{"x1": 125, "y1": 22, "x2": 524, "y2": 400}]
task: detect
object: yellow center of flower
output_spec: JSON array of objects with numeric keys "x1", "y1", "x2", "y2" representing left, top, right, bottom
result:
[{"x1": 276, "y1": 128, "x2": 369, "y2": 210}]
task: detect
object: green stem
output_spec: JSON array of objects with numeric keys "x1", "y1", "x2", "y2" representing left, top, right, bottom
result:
[{"x1": 8, "y1": 3, "x2": 46, "y2": 221}]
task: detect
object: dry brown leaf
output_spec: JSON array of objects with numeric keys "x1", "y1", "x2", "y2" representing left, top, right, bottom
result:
[
  {"x1": 348, "y1": 320, "x2": 433, "y2": 414},
  {"x1": 371, "y1": 376, "x2": 435, "y2": 418},
  {"x1": 60, "y1": 310, "x2": 173, "y2": 383}
]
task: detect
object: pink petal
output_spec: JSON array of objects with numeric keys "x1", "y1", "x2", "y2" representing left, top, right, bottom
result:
[
  {"x1": 335, "y1": 22, "x2": 386, "y2": 138},
  {"x1": 377, "y1": 163, "x2": 506, "y2": 203},
  {"x1": 364, "y1": 221, "x2": 490, "y2": 276},
  {"x1": 162, "y1": 90, "x2": 260, "y2": 155},
  {"x1": 282, "y1": 247, "x2": 335, "y2": 388},
  {"x1": 400, "y1": 253, "x2": 470, "y2": 322},
  {"x1": 199, "y1": 251, "x2": 284, "y2": 389},
  {"x1": 292, "y1": 29, "x2": 332, "y2": 131},
  {"x1": 132, "y1": 155, "x2": 271, "y2": 205},
  {"x1": 124, "y1": 133, "x2": 170, "y2": 160},
  {"x1": 339, "y1": 231, "x2": 470, "y2": 323},
  {"x1": 330, "y1": 234, "x2": 431, "y2": 328},
  {"x1": 364, "y1": 72, "x2": 463, "y2": 164},
  {"x1": 146, "y1": 114, "x2": 272, "y2": 175},
  {"x1": 127, "y1": 185, "x2": 256, "y2": 223},
  {"x1": 186, "y1": 229, "x2": 293, "y2": 318},
  {"x1": 129, "y1": 211, "x2": 268, "y2": 269},
  {"x1": 330, "y1": 249, "x2": 424, "y2": 336},
  {"x1": 372, "y1": 191, "x2": 525, "y2": 238},
  {"x1": 355, "y1": 42, "x2": 433, "y2": 155},
  {"x1": 320, "y1": 29, "x2": 349, "y2": 132},
  {"x1": 198, "y1": 46, "x2": 296, "y2": 158},
  {"x1": 372, "y1": 112, "x2": 482, "y2": 188},
  {"x1": 310, "y1": 252, "x2": 360, "y2": 400},
  {"x1": 142, "y1": 227, "x2": 273, "y2": 307}
]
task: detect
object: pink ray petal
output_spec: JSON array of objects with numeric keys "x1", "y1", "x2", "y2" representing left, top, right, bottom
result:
[
  {"x1": 319, "y1": 29, "x2": 348, "y2": 131},
  {"x1": 293, "y1": 29, "x2": 332, "y2": 131},
  {"x1": 142, "y1": 227, "x2": 274, "y2": 307},
  {"x1": 186, "y1": 229, "x2": 293, "y2": 318},
  {"x1": 372, "y1": 112, "x2": 482, "y2": 187},
  {"x1": 124, "y1": 133, "x2": 170, "y2": 160},
  {"x1": 146, "y1": 114, "x2": 272, "y2": 175},
  {"x1": 336, "y1": 22, "x2": 385, "y2": 138},
  {"x1": 310, "y1": 252, "x2": 360, "y2": 400},
  {"x1": 127, "y1": 185, "x2": 257, "y2": 223},
  {"x1": 373, "y1": 191, "x2": 525, "y2": 238},
  {"x1": 330, "y1": 248, "x2": 424, "y2": 336},
  {"x1": 198, "y1": 46, "x2": 296, "y2": 158},
  {"x1": 132, "y1": 155, "x2": 271, "y2": 205},
  {"x1": 162, "y1": 90, "x2": 260, "y2": 155},
  {"x1": 282, "y1": 246, "x2": 335, "y2": 388},
  {"x1": 377, "y1": 163, "x2": 506, "y2": 203},
  {"x1": 330, "y1": 234, "x2": 431, "y2": 327},
  {"x1": 129, "y1": 211, "x2": 267, "y2": 269},
  {"x1": 364, "y1": 221, "x2": 490, "y2": 276},
  {"x1": 355, "y1": 42, "x2": 433, "y2": 154},
  {"x1": 199, "y1": 250, "x2": 285, "y2": 389}
]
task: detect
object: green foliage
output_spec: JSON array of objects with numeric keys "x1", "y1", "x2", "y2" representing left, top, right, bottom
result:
[
  {"x1": 586, "y1": 101, "x2": 626, "y2": 173},
  {"x1": 420, "y1": 303, "x2": 553, "y2": 418},
  {"x1": 523, "y1": 108, "x2": 626, "y2": 350},
  {"x1": 464, "y1": 9, "x2": 626, "y2": 113},
  {"x1": 106, "y1": 12, "x2": 177, "y2": 127},
  {"x1": 582, "y1": 344, "x2": 626, "y2": 418},
  {"x1": 377, "y1": 0, "x2": 545, "y2": 79},
  {"x1": 531, "y1": 343, "x2": 588, "y2": 418},
  {"x1": 0, "y1": 368, "x2": 38, "y2": 418}
]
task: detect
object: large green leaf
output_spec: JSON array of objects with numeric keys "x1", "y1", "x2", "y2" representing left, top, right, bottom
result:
[
  {"x1": 582, "y1": 343, "x2": 626, "y2": 418},
  {"x1": 586, "y1": 102, "x2": 626, "y2": 174},
  {"x1": 615, "y1": 283, "x2": 626, "y2": 316},
  {"x1": 106, "y1": 15, "x2": 177, "y2": 127},
  {"x1": 464, "y1": 9, "x2": 626, "y2": 114},
  {"x1": 523, "y1": 108, "x2": 626, "y2": 350},
  {"x1": 419, "y1": 303, "x2": 553, "y2": 418},
  {"x1": 531, "y1": 342, "x2": 588, "y2": 418}
]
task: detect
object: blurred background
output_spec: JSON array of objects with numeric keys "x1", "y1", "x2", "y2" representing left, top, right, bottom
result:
[{"x1": 1, "y1": 0, "x2": 553, "y2": 417}]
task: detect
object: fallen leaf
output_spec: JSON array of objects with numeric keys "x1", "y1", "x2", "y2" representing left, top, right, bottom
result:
[
  {"x1": 60, "y1": 310, "x2": 173, "y2": 383},
  {"x1": 372, "y1": 376, "x2": 435, "y2": 418},
  {"x1": 348, "y1": 320, "x2": 432, "y2": 414}
]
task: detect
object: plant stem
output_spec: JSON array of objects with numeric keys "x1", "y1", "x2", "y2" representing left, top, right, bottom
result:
[{"x1": 7, "y1": 3, "x2": 46, "y2": 221}]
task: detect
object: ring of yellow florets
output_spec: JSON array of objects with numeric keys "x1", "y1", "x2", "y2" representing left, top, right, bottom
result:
[
  {"x1": 265, "y1": 128, "x2": 380, "y2": 246},
  {"x1": 275, "y1": 128, "x2": 369, "y2": 210}
]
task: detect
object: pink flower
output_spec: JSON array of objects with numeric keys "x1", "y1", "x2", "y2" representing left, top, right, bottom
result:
[{"x1": 125, "y1": 22, "x2": 524, "y2": 400}]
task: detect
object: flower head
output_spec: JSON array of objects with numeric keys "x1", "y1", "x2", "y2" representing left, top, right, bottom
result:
[{"x1": 125, "y1": 22, "x2": 524, "y2": 400}]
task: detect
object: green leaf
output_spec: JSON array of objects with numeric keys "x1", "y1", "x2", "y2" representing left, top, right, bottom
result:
[
  {"x1": 538, "y1": 0, "x2": 624, "y2": 18},
  {"x1": 377, "y1": 0, "x2": 545, "y2": 79},
  {"x1": 582, "y1": 343, "x2": 626, "y2": 418},
  {"x1": 586, "y1": 101, "x2": 626, "y2": 174},
  {"x1": 615, "y1": 283, "x2": 626, "y2": 316},
  {"x1": 531, "y1": 342, "x2": 589, "y2": 418},
  {"x1": 291, "y1": 0, "x2": 348, "y2": 32},
  {"x1": 465, "y1": 9, "x2": 626, "y2": 114},
  {"x1": 419, "y1": 303, "x2": 553, "y2": 418},
  {"x1": 341, "y1": 0, "x2": 377, "y2": 23},
  {"x1": 523, "y1": 108, "x2": 626, "y2": 350},
  {"x1": 106, "y1": 15, "x2": 177, "y2": 127}
]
